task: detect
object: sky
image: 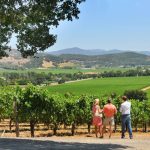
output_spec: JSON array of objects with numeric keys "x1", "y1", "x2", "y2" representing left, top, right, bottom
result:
[{"x1": 11, "y1": 0, "x2": 150, "y2": 52}]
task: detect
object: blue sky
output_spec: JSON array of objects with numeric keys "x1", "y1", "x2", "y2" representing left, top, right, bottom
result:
[{"x1": 11, "y1": 0, "x2": 150, "y2": 51}]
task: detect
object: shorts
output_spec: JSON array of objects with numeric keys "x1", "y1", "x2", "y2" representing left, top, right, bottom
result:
[
  {"x1": 93, "y1": 116, "x2": 102, "y2": 127},
  {"x1": 103, "y1": 117, "x2": 115, "y2": 126}
]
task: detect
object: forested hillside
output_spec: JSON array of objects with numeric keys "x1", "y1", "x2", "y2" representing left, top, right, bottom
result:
[{"x1": 0, "y1": 52, "x2": 150, "y2": 69}]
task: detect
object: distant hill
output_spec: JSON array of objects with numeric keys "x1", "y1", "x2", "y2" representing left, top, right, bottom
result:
[
  {"x1": 48, "y1": 47, "x2": 150, "y2": 57},
  {"x1": 0, "y1": 50, "x2": 150, "y2": 69},
  {"x1": 138, "y1": 51, "x2": 150, "y2": 56},
  {"x1": 59, "y1": 52, "x2": 150, "y2": 67},
  {"x1": 48, "y1": 47, "x2": 124, "y2": 56}
]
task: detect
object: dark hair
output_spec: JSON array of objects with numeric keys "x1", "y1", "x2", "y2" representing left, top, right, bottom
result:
[
  {"x1": 122, "y1": 96, "x2": 127, "y2": 101},
  {"x1": 107, "y1": 98, "x2": 112, "y2": 103}
]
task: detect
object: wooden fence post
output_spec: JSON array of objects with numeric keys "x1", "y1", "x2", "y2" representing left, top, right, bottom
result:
[{"x1": 13, "y1": 97, "x2": 19, "y2": 137}]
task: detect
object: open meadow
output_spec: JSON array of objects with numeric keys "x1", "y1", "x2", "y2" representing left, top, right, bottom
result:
[{"x1": 47, "y1": 76, "x2": 150, "y2": 96}]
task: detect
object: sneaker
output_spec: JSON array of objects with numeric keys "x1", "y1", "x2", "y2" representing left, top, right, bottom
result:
[
  {"x1": 130, "y1": 136, "x2": 133, "y2": 139},
  {"x1": 99, "y1": 136, "x2": 103, "y2": 138},
  {"x1": 121, "y1": 136, "x2": 125, "y2": 139}
]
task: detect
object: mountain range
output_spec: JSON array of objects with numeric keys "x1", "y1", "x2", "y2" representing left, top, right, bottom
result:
[
  {"x1": 48, "y1": 47, "x2": 150, "y2": 56},
  {"x1": 0, "y1": 48, "x2": 150, "y2": 69}
]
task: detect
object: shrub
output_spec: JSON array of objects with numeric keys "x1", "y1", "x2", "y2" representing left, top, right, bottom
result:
[{"x1": 124, "y1": 90, "x2": 147, "y2": 101}]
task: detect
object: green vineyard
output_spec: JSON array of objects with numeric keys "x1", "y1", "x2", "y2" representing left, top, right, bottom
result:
[
  {"x1": 47, "y1": 76, "x2": 150, "y2": 96},
  {"x1": 0, "y1": 76, "x2": 150, "y2": 137}
]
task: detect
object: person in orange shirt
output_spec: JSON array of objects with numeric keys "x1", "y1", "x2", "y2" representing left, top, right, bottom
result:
[{"x1": 101, "y1": 98, "x2": 117, "y2": 138}]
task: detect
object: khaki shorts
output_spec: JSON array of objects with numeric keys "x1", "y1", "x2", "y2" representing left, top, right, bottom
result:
[{"x1": 103, "y1": 117, "x2": 115, "y2": 126}]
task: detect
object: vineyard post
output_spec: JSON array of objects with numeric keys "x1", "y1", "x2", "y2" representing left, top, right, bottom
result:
[
  {"x1": 13, "y1": 97, "x2": 19, "y2": 137},
  {"x1": 30, "y1": 120, "x2": 35, "y2": 137},
  {"x1": 71, "y1": 123, "x2": 75, "y2": 136},
  {"x1": 9, "y1": 117, "x2": 12, "y2": 132},
  {"x1": 87, "y1": 122, "x2": 91, "y2": 134}
]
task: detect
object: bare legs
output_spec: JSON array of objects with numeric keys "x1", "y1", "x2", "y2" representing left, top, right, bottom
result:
[
  {"x1": 95, "y1": 125, "x2": 103, "y2": 138},
  {"x1": 95, "y1": 126, "x2": 98, "y2": 137},
  {"x1": 109, "y1": 125, "x2": 112, "y2": 138},
  {"x1": 102, "y1": 124, "x2": 112, "y2": 138},
  {"x1": 101, "y1": 125, "x2": 105, "y2": 138},
  {"x1": 99, "y1": 125, "x2": 103, "y2": 137}
]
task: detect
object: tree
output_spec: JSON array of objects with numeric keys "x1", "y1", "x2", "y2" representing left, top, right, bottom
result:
[
  {"x1": 124, "y1": 90, "x2": 147, "y2": 101},
  {"x1": 0, "y1": 0, "x2": 85, "y2": 57}
]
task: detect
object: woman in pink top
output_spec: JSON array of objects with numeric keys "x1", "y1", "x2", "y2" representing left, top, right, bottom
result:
[{"x1": 92, "y1": 99, "x2": 103, "y2": 138}]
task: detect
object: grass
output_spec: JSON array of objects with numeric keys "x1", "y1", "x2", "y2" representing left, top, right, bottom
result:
[
  {"x1": 146, "y1": 89, "x2": 150, "y2": 99},
  {"x1": 47, "y1": 76, "x2": 150, "y2": 96},
  {"x1": 0, "y1": 67, "x2": 135, "y2": 74}
]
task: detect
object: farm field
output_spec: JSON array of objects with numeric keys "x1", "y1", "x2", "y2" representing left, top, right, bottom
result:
[
  {"x1": 0, "y1": 67, "x2": 135, "y2": 74},
  {"x1": 47, "y1": 76, "x2": 150, "y2": 96},
  {"x1": 146, "y1": 89, "x2": 150, "y2": 99}
]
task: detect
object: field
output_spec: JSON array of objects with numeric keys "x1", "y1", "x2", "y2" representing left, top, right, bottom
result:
[
  {"x1": 0, "y1": 67, "x2": 135, "y2": 74},
  {"x1": 47, "y1": 76, "x2": 150, "y2": 96},
  {"x1": 146, "y1": 89, "x2": 150, "y2": 99}
]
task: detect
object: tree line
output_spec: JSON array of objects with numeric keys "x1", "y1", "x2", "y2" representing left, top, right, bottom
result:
[
  {"x1": 1, "y1": 68, "x2": 150, "y2": 86},
  {"x1": 0, "y1": 85, "x2": 149, "y2": 137}
]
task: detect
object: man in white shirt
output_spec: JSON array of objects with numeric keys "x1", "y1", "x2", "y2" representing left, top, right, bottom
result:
[{"x1": 120, "y1": 96, "x2": 133, "y2": 139}]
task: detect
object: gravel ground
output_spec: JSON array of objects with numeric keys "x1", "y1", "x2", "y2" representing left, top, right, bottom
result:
[{"x1": 0, "y1": 134, "x2": 150, "y2": 150}]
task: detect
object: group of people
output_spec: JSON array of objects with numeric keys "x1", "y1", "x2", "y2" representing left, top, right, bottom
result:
[{"x1": 92, "y1": 96, "x2": 133, "y2": 139}]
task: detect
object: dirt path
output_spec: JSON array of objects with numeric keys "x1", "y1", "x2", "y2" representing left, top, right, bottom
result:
[
  {"x1": 0, "y1": 134, "x2": 150, "y2": 150},
  {"x1": 50, "y1": 78, "x2": 93, "y2": 86},
  {"x1": 141, "y1": 86, "x2": 150, "y2": 91}
]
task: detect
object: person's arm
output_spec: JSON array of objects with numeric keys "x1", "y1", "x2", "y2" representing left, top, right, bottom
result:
[
  {"x1": 114, "y1": 106, "x2": 117, "y2": 114},
  {"x1": 98, "y1": 106, "x2": 103, "y2": 113},
  {"x1": 120, "y1": 104, "x2": 122, "y2": 113},
  {"x1": 92, "y1": 105, "x2": 95, "y2": 116},
  {"x1": 102, "y1": 106, "x2": 106, "y2": 116}
]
